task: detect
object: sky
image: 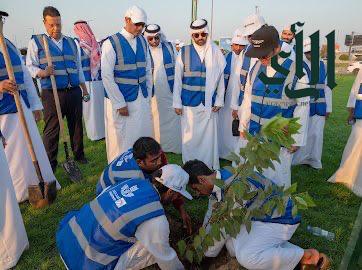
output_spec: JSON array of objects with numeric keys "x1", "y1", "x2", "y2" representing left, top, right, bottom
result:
[{"x1": 1, "y1": 0, "x2": 361, "y2": 50}]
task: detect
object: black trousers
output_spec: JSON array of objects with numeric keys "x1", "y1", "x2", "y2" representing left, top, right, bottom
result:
[{"x1": 42, "y1": 86, "x2": 84, "y2": 171}]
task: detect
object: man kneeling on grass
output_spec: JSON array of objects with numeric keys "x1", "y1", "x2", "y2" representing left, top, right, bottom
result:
[
  {"x1": 95, "y1": 136, "x2": 192, "y2": 235},
  {"x1": 183, "y1": 160, "x2": 331, "y2": 270},
  {"x1": 56, "y1": 164, "x2": 191, "y2": 270}
]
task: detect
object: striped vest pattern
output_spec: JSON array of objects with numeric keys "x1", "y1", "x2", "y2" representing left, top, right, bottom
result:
[
  {"x1": 57, "y1": 179, "x2": 165, "y2": 270},
  {"x1": 32, "y1": 34, "x2": 80, "y2": 90},
  {"x1": 150, "y1": 42, "x2": 175, "y2": 96},
  {"x1": 0, "y1": 38, "x2": 30, "y2": 115},
  {"x1": 96, "y1": 149, "x2": 145, "y2": 195},
  {"x1": 304, "y1": 60, "x2": 327, "y2": 116},
  {"x1": 249, "y1": 58, "x2": 298, "y2": 135},
  {"x1": 219, "y1": 169, "x2": 301, "y2": 225},
  {"x1": 354, "y1": 82, "x2": 362, "y2": 119},
  {"x1": 108, "y1": 33, "x2": 148, "y2": 102},
  {"x1": 239, "y1": 48, "x2": 251, "y2": 106},
  {"x1": 180, "y1": 44, "x2": 217, "y2": 107},
  {"x1": 79, "y1": 45, "x2": 101, "y2": 82},
  {"x1": 224, "y1": 52, "x2": 232, "y2": 90}
]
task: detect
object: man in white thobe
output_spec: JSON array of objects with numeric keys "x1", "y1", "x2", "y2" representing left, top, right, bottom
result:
[
  {"x1": 328, "y1": 69, "x2": 362, "y2": 196},
  {"x1": 173, "y1": 19, "x2": 225, "y2": 169},
  {"x1": 101, "y1": 6, "x2": 154, "y2": 163},
  {"x1": 293, "y1": 38, "x2": 332, "y2": 169},
  {"x1": 238, "y1": 25, "x2": 309, "y2": 188},
  {"x1": 182, "y1": 159, "x2": 330, "y2": 270},
  {"x1": 74, "y1": 20, "x2": 105, "y2": 141},
  {"x1": 144, "y1": 24, "x2": 181, "y2": 154},
  {"x1": 0, "y1": 129, "x2": 28, "y2": 269},
  {"x1": 0, "y1": 27, "x2": 60, "y2": 202},
  {"x1": 218, "y1": 29, "x2": 248, "y2": 160}
]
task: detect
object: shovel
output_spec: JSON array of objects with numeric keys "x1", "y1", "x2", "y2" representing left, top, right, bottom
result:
[
  {"x1": 42, "y1": 35, "x2": 82, "y2": 182},
  {"x1": 0, "y1": 11, "x2": 57, "y2": 208}
]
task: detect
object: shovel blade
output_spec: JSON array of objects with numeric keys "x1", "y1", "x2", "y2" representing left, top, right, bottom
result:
[
  {"x1": 28, "y1": 180, "x2": 57, "y2": 209},
  {"x1": 62, "y1": 159, "x2": 82, "y2": 182}
]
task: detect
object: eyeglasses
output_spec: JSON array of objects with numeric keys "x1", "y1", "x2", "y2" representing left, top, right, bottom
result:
[
  {"x1": 147, "y1": 36, "x2": 160, "y2": 42},
  {"x1": 192, "y1": 32, "x2": 207, "y2": 39}
]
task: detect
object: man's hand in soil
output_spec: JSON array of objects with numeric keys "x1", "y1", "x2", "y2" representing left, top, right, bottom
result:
[{"x1": 172, "y1": 197, "x2": 192, "y2": 235}]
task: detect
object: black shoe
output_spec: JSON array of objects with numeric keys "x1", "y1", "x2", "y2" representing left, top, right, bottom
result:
[{"x1": 75, "y1": 157, "x2": 88, "y2": 164}]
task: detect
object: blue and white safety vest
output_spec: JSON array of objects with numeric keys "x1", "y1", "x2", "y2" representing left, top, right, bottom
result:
[
  {"x1": 96, "y1": 149, "x2": 147, "y2": 195},
  {"x1": 108, "y1": 33, "x2": 148, "y2": 102},
  {"x1": 219, "y1": 169, "x2": 301, "y2": 225},
  {"x1": 150, "y1": 41, "x2": 175, "y2": 96},
  {"x1": 238, "y1": 47, "x2": 252, "y2": 106},
  {"x1": 180, "y1": 44, "x2": 217, "y2": 107},
  {"x1": 354, "y1": 82, "x2": 362, "y2": 119},
  {"x1": 224, "y1": 52, "x2": 232, "y2": 90},
  {"x1": 303, "y1": 60, "x2": 327, "y2": 116},
  {"x1": 249, "y1": 58, "x2": 298, "y2": 135},
  {"x1": 32, "y1": 34, "x2": 80, "y2": 90},
  {"x1": 0, "y1": 38, "x2": 30, "y2": 115},
  {"x1": 78, "y1": 44, "x2": 102, "y2": 82},
  {"x1": 57, "y1": 178, "x2": 165, "y2": 270}
]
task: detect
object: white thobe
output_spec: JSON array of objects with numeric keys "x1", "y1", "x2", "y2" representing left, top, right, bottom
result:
[
  {"x1": 237, "y1": 59, "x2": 310, "y2": 187},
  {"x1": 218, "y1": 51, "x2": 240, "y2": 160},
  {"x1": 0, "y1": 55, "x2": 60, "y2": 202},
  {"x1": 173, "y1": 42, "x2": 226, "y2": 169},
  {"x1": 328, "y1": 69, "x2": 362, "y2": 196},
  {"x1": 150, "y1": 43, "x2": 181, "y2": 153},
  {"x1": 75, "y1": 41, "x2": 105, "y2": 141},
  {"x1": 293, "y1": 60, "x2": 332, "y2": 169},
  {"x1": 102, "y1": 28, "x2": 154, "y2": 163},
  {"x1": 0, "y1": 142, "x2": 29, "y2": 269},
  {"x1": 115, "y1": 215, "x2": 184, "y2": 270},
  {"x1": 203, "y1": 172, "x2": 304, "y2": 270}
]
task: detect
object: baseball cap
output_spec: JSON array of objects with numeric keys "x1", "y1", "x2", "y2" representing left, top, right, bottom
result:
[
  {"x1": 124, "y1": 6, "x2": 147, "y2": 24},
  {"x1": 245, "y1": 25, "x2": 280, "y2": 58},
  {"x1": 155, "y1": 164, "x2": 193, "y2": 200},
  {"x1": 231, "y1": 28, "x2": 249, "y2": 46},
  {"x1": 241, "y1": 14, "x2": 266, "y2": 37}
]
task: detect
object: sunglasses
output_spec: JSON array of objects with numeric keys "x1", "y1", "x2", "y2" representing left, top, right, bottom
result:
[
  {"x1": 147, "y1": 36, "x2": 160, "y2": 41},
  {"x1": 134, "y1": 22, "x2": 145, "y2": 28},
  {"x1": 192, "y1": 32, "x2": 207, "y2": 39}
]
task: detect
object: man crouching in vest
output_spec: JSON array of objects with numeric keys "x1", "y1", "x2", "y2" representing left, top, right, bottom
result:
[
  {"x1": 183, "y1": 160, "x2": 331, "y2": 270},
  {"x1": 173, "y1": 19, "x2": 226, "y2": 170},
  {"x1": 238, "y1": 25, "x2": 310, "y2": 188},
  {"x1": 101, "y1": 5, "x2": 154, "y2": 163},
  {"x1": 26, "y1": 6, "x2": 89, "y2": 171},
  {"x1": 96, "y1": 137, "x2": 193, "y2": 235},
  {"x1": 56, "y1": 164, "x2": 190, "y2": 270}
]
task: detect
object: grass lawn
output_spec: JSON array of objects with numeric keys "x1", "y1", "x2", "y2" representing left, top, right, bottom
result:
[{"x1": 15, "y1": 74, "x2": 362, "y2": 269}]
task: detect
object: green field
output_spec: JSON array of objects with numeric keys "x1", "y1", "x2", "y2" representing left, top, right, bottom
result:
[{"x1": 15, "y1": 74, "x2": 362, "y2": 269}]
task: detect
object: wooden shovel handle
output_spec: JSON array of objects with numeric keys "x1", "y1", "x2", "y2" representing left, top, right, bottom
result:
[
  {"x1": 0, "y1": 26, "x2": 44, "y2": 183},
  {"x1": 42, "y1": 35, "x2": 65, "y2": 139}
]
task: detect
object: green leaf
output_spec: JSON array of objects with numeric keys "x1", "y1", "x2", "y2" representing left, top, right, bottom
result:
[
  {"x1": 204, "y1": 234, "x2": 214, "y2": 248},
  {"x1": 297, "y1": 192, "x2": 316, "y2": 207},
  {"x1": 199, "y1": 227, "x2": 207, "y2": 238},
  {"x1": 211, "y1": 224, "x2": 221, "y2": 241},
  {"x1": 193, "y1": 235, "x2": 202, "y2": 249},
  {"x1": 284, "y1": 183, "x2": 298, "y2": 195},
  {"x1": 292, "y1": 205, "x2": 298, "y2": 217},
  {"x1": 245, "y1": 219, "x2": 252, "y2": 233},
  {"x1": 295, "y1": 196, "x2": 308, "y2": 208},
  {"x1": 177, "y1": 240, "x2": 186, "y2": 257},
  {"x1": 185, "y1": 249, "x2": 194, "y2": 263}
]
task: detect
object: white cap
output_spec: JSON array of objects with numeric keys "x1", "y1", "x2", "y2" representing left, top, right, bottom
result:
[
  {"x1": 231, "y1": 28, "x2": 249, "y2": 45},
  {"x1": 155, "y1": 164, "x2": 193, "y2": 200},
  {"x1": 241, "y1": 14, "x2": 266, "y2": 36},
  {"x1": 174, "y1": 39, "x2": 181, "y2": 44},
  {"x1": 124, "y1": 5, "x2": 147, "y2": 24},
  {"x1": 303, "y1": 37, "x2": 311, "y2": 53}
]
